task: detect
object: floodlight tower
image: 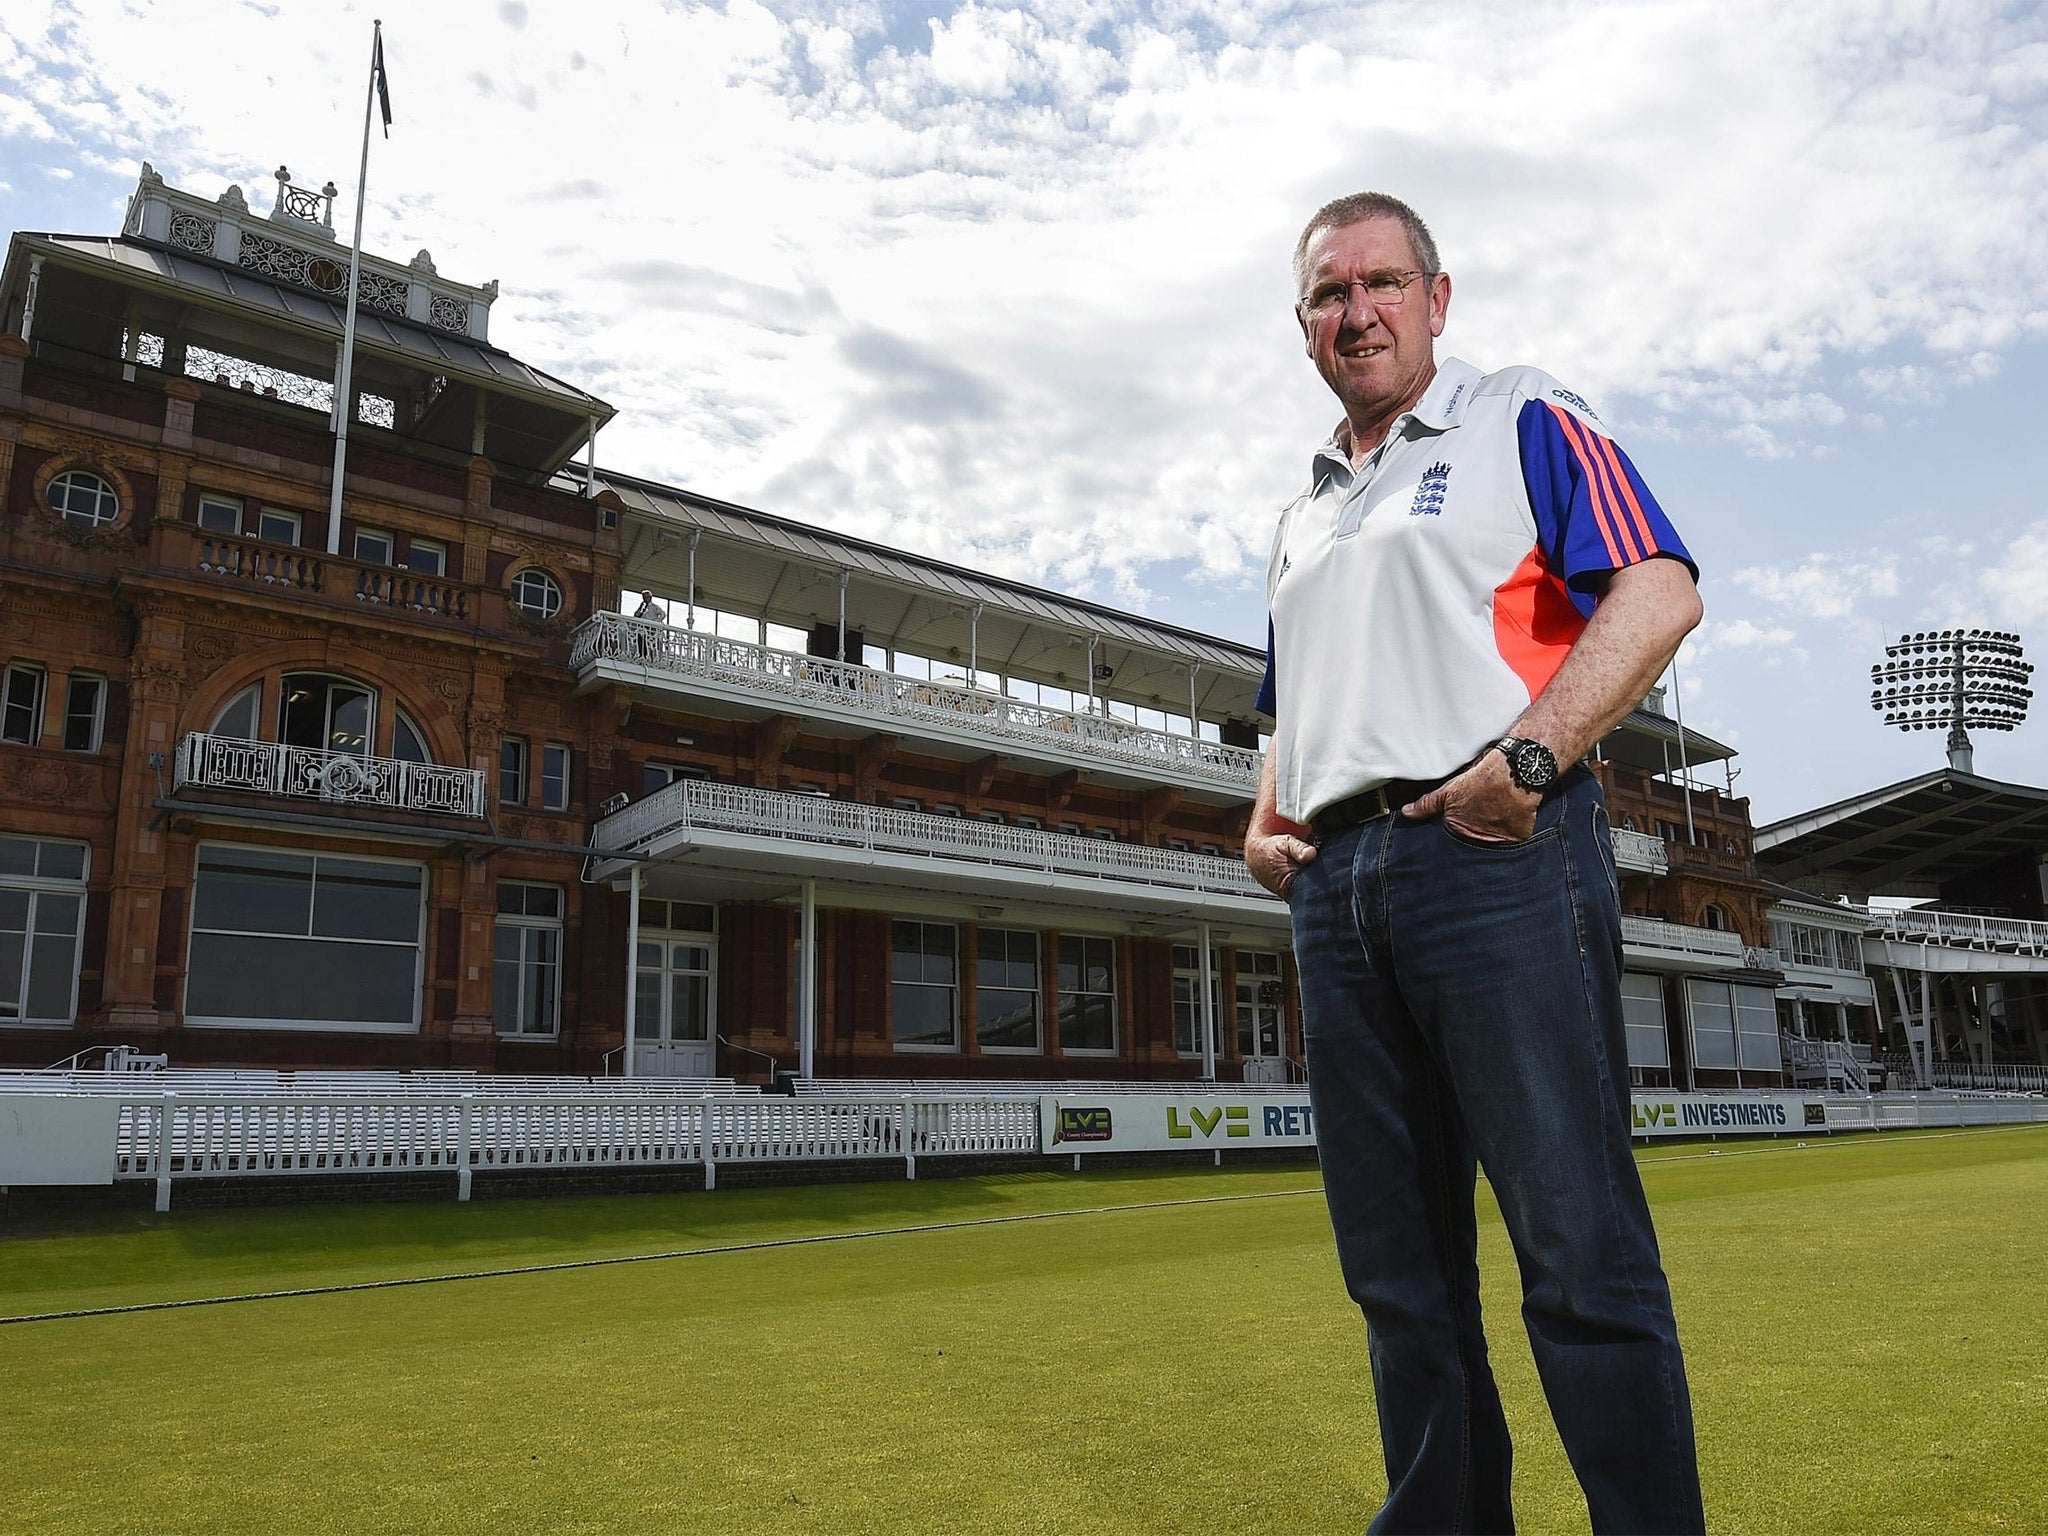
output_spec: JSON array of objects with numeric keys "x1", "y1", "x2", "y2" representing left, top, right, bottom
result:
[{"x1": 1870, "y1": 629, "x2": 2033, "y2": 773}]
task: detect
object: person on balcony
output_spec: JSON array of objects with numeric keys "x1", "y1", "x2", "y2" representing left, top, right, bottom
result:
[{"x1": 1244, "y1": 192, "x2": 1706, "y2": 1535}]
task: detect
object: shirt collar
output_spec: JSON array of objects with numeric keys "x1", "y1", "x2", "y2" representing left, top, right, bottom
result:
[{"x1": 1309, "y1": 355, "x2": 1483, "y2": 482}]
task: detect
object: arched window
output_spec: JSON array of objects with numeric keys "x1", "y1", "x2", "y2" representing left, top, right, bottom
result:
[
  {"x1": 392, "y1": 710, "x2": 431, "y2": 764},
  {"x1": 1702, "y1": 903, "x2": 1733, "y2": 932},
  {"x1": 510, "y1": 568, "x2": 563, "y2": 619},
  {"x1": 212, "y1": 684, "x2": 261, "y2": 740},
  {"x1": 46, "y1": 469, "x2": 120, "y2": 528}
]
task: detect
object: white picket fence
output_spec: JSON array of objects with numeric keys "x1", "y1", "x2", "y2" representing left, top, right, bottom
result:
[{"x1": 112, "y1": 1094, "x2": 1040, "y2": 1210}]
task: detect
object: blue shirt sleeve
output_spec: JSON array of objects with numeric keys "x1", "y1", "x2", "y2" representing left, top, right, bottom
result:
[
  {"x1": 1516, "y1": 399, "x2": 1697, "y2": 619},
  {"x1": 1253, "y1": 617, "x2": 1276, "y2": 718}
]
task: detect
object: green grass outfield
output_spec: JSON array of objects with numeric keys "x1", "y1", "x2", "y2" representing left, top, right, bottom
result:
[{"x1": 3, "y1": 1127, "x2": 2045, "y2": 1535}]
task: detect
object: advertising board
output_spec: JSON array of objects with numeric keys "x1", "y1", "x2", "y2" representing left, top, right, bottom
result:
[{"x1": 1040, "y1": 1090, "x2": 1835, "y2": 1155}]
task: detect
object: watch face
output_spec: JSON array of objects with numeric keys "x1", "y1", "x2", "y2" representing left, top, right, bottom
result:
[{"x1": 1513, "y1": 740, "x2": 1558, "y2": 788}]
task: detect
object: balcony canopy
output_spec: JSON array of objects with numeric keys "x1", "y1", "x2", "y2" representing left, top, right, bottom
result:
[
  {"x1": 1756, "y1": 769, "x2": 2048, "y2": 900},
  {"x1": 578, "y1": 466, "x2": 1270, "y2": 730}
]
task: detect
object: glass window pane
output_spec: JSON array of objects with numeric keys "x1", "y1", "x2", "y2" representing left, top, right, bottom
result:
[
  {"x1": 0, "y1": 891, "x2": 27, "y2": 929},
  {"x1": 194, "y1": 847, "x2": 313, "y2": 935},
  {"x1": 406, "y1": 540, "x2": 446, "y2": 576},
  {"x1": 328, "y1": 687, "x2": 372, "y2": 756},
  {"x1": 1058, "y1": 993, "x2": 1115, "y2": 1052},
  {"x1": 0, "y1": 839, "x2": 34, "y2": 878},
  {"x1": 256, "y1": 509, "x2": 300, "y2": 544},
  {"x1": 1686, "y1": 979, "x2": 1738, "y2": 1070},
  {"x1": 311, "y1": 860, "x2": 422, "y2": 942},
  {"x1": 634, "y1": 970, "x2": 663, "y2": 1033},
  {"x1": 637, "y1": 940, "x2": 663, "y2": 968},
  {"x1": 0, "y1": 930, "x2": 20, "y2": 1017},
  {"x1": 977, "y1": 987, "x2": 1038, "y2": 1049},
  {"x1": 35, "y1": 842, "x2": 86, "y2": 881},
  {"x1": 891, "y1": 922, "x2": 923, "y2": 983},
  {"x1": 492, "y1": 951, "x2": 522, "y2": 1030},
  {"x1": 63, "y1": 677, "x2": 102, "y2": 751},
  {"x1": 197, "y1": 496, "x2": 241, "y2": 533},
  {"x1": 187, "y1": 933, "x2": 416, "y2": 1024},
  {"x1": 32, "y1": 893, "x2": 79, "y2": 935},
  {"x1": 891, "y1": 983, "x2": 955, "y2": 1046},
  {"x1": 670, "y1": 973, "x2": 709, "y2": 1041},
  {"x1": 26, "y1": 929, "x2": 76, "y2": 1019},
  {"x1": 212, "y1": 686, "x2": 260, "y2": 741},
  {"x1": 393, "y1": 714, "x2": 429, "y2": 764}
]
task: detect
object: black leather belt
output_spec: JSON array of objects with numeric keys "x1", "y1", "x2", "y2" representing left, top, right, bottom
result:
[{"x1": 1311, "y1": 776, "x2": 1454, "y2": 840}]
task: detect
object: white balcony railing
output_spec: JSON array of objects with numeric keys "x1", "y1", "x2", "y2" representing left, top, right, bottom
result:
[
  {"x1": 596, "y1": 778, "x2": 1274, "y2": 902},
  {"x1": 571, "y1": 612, "x2": 1262, "y2": 791},
  {"x1": 1610, "y1": 827, "x2": 1669, "y2": 873},
  {"x1": 173, "y1": 732, "x2": 486, "y2": 819},
  {"x1": 1872, "y1": 908, "x2": 2048, "y2": 957},
  {"x1": 1620, "y1": 915, "x2": 1747, "y2": 962}
]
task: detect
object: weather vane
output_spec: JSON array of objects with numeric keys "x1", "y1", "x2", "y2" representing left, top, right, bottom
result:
[{"x1": 1870, "y1": 629, "x2": 2032, "y2": 773}]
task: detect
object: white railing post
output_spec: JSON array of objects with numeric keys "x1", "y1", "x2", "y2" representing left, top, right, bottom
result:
[
  {"x1": 456, "y1": 1095, "x2": 473, "y2": 1201},
  {"x1": 154, "y1": 1093, "x2": 175, "y2": 1212},
  {"x1": 701, "y1": 1099, "x2": 717, "y2": 1191},
  {"x1": 903, "y1": 1096, "x2": 916, "y2": 1180}
]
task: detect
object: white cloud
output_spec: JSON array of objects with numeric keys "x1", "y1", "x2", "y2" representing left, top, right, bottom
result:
[
  {"x1": 1979, "y1": 521, "x2": 2048, "y2": 626},
  {"x1": 0, "y1": 0, "x2": 2043, "y2": 607},
  {"x1": 1734, "y1": 556, "x2": 1901, "y2": 622}
]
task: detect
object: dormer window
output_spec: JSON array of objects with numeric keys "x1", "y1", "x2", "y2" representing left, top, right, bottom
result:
[{"x1": 46, "y1": 470, "x2": 119, "y2": 528}]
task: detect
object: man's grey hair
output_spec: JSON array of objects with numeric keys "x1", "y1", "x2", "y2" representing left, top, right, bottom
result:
[{"x1": 1292, "y1": 193, "x2": 1441, "y2": 300}]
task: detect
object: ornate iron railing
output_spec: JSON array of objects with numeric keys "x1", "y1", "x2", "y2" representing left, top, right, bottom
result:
[
  {"x1": 596, "y1": 778, "x2": 1273, "y2": 902},
  {"x1": 173, "y1": 732, "x2": 486, "y2": 818},
  {"x1": 571, "y1": 612, "x2": 1262, "y2": 791}
]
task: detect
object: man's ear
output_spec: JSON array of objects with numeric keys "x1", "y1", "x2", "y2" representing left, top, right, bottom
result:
[{"x1": 1428, "y1": 272, "x2": 1452, "y2": 339}]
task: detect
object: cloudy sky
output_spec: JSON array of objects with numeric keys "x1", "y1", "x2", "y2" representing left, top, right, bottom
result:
[{"x1": 3, "y1": 0, "x2": 2045, "y2": 821}]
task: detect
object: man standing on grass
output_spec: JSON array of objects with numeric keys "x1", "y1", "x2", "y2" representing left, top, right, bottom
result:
[{"x1": 1245, "y1": 192, "x2": 1707, "y2": 1534}]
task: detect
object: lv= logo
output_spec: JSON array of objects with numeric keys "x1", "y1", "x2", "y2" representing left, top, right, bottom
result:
[{"x1": 1167, "y1": 1105, "x2": 1251, "y2": 1139}]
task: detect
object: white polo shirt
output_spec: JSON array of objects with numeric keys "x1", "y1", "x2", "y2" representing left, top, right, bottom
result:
[{"x1": 1255, "y1": 356, "x2": 1696, "y2": 825}]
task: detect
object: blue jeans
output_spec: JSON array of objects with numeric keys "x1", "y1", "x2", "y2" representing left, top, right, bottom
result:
[{"x1": 1290, "y1": 769, "x2": 1703, "y2": 1535}]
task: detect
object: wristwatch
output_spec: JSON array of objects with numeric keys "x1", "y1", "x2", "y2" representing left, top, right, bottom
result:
[{"x1": 1493, "y1": 736, "x2": 1559, "y2": 792}]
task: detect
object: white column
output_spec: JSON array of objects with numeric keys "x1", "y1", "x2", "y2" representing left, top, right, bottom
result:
[
  {"x1": 686, "y1": 530, "x2": 700, "y2": 629},
  {"x1": 624, "y1": 865, "x2": 641, "y2": 1079},
  {"x1": 837, "y1": 573, "x2": 849, "y2": 661},
  {"x1": 1198, "y1": 922, "x2": 1217, "y2": 1082},
  {"x1": 799, "y1": 878, "x2": 818, "y2": 1080},
  {"x1": 969, "y1": 603, "x2": 981, "y2": 682},
  {"x1": 583, "y1": 417, "x2": 597, "y2": 497}
]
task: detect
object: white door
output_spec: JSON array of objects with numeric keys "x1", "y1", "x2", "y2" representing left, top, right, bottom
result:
[
  {"x1": 633, "y1": 935, "x2": 716, "y2": 1077},
  {"x1": 1236, "y1": 951, "x2": 1290, "y2": 1082}
]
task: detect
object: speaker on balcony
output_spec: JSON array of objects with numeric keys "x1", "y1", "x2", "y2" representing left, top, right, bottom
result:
[
  {"x1": 808, "y1": 623, "x2": 863, "y2": 662},
  {"x1": 1220, "y1": 719, "x2": 1260, "y2": 750}
]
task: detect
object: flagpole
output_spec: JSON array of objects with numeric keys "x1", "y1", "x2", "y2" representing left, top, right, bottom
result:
[{"x1": 326, "y1": 19, "x2": 383, "y2": 556}]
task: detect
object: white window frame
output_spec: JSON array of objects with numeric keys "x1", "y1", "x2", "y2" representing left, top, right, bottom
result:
[
  {"x1": 254, "y1": 506, "x2": 302, "y2": 545},
  {"x1": 405, "y1": 538, "x2": 447, "y2": 577},
  {"x1": 1056, "y1": 933, "x2": 1118, "y2": 1056},
  {"x1": 500, "y1": 736, "x2": 528, "y2": 805},
  {"x1": 1621, "y1": 971, "x2": 1671, "y2": 1070},
  {"x1": 46, "y1": 469, "x2": 119, "y2": 528},
  {"x1": 0, "y1": 835, "x2": 90, "y2": 1027},
  {"x1": 891, "y1": 919, "x2": 960, "y2": 1052},
  {"x1": 2, "y1": 662, "x2": 47, "y2": 746},
  {"x1": 510, "y1": 568, "x2": 563, "y2": 619},
  {"x1": 61, "y1": 673, "x2": 105, "y2": 753},
  {"x1": 1171, "y1": 943, "x2": 1221, "y2": 1059},
  {"x1": 974, "y1": 926, "x2": 1042, "y2": 1054},
  {"x1": 541, "y1": 742, "x2": 571, "y2": 812},
  {"x1": 353, "y1": 527, "x2": 394, "y2": 564},
  {"x1": 197, "y1": 494, "x2": 243, "y2": 534},
  {"x1": 1235, "y1": 949, "x2": 1285, "y2": 1059},
  {"x1": 183, "y1": 842, "x2": 427, "y2": 1034},
  {"x1": 494, "y1": 881, "x2": 564, "y2": 1038}
]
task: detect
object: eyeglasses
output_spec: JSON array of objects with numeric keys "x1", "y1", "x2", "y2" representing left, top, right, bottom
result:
[{"x1": 1297, "y1": 270, "x2": 1435, "y2": 319}]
